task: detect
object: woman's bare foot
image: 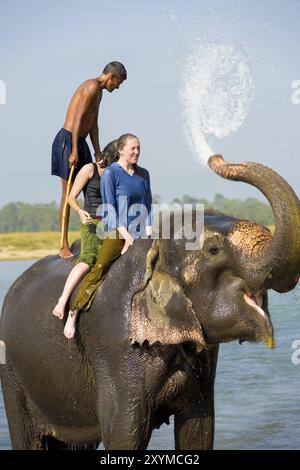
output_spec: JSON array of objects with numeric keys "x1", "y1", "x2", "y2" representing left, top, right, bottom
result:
[
  {"x1": 53, "y1": 300, "x2": 65, "y2": 320},
  {"x1": 59, "y1": 247, "x2": 74, "y2": 259},
  {"x1": 64, "y1": 310, "x2": 78, "y2": 339}
]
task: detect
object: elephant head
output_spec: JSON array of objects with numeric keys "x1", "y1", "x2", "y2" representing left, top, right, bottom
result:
[{"x1": 130, "y1": 156, "x2": 300, "y2": 351}]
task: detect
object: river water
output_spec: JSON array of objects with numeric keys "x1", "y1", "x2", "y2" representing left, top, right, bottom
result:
[{"x1": 0, "y1": 260, "x2": 299, "y2": 450}]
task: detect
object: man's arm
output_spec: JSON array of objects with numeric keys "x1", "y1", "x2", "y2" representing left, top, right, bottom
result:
[
  {"x1": 69, "y1": 83, "x2": 98, "y2": 166},
  {"x1": 90, "y1": 108, "x2": 101, "y2": 162}
]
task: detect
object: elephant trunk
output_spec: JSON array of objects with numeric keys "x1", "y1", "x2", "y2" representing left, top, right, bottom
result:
[{"x1": 208, "y1": 155, "x2": 300, "y2": 293}]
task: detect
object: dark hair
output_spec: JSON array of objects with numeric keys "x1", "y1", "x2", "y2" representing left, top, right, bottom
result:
[
  {"x1": 117, "y1": 133, "x2": 146, "y2": 179},
  {"x1": 100, "y1": 139, "x2": 119, "y2": 168},
  {"x1": 103, "y1": 61, "x2": 127, "y2": 80}
]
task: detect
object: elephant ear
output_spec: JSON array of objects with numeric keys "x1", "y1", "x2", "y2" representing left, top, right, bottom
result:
[{"x1": 130, "y1": 268, "x2": 206, "y2": 353}]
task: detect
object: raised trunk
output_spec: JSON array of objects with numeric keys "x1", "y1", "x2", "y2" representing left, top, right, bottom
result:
[{"x1": 208, "y1": 155, "x2": 300, "y2": 292}]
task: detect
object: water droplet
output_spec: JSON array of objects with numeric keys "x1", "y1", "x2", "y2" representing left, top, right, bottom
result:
[{"x1": 179, "y1": 43, "x2": 254, "y2": 164}]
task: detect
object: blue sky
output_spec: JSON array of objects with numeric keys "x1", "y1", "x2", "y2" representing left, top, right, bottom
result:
[{"x1": 0, "y1": 0, "x2": 299, "y2": 206}]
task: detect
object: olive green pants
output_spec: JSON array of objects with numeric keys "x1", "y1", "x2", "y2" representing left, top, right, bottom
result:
[
  {"x1": 71, "y1": 231, "x2": 125, "y2": 312},
  {"x1": 77, "y1": 223, "x2": 103, "y2": 268}
]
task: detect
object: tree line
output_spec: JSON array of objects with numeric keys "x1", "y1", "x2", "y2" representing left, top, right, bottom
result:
[{"x1": 0, "y1": 194, "x2": 274, "y2": 233}]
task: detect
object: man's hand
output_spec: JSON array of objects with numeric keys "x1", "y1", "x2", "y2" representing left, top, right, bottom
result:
[
  {"x1": 78, "y1": 209, "x2": 92, "y2": 225},
  {"x1": 69, "y1": 151, "x2": 79, "y2": 167},
  {"x1": 121, "y1": 235, "x2": 134, "y2": 255},
  {"x1": 94, "y1": 151, "x2": 102, "y2": 162}
]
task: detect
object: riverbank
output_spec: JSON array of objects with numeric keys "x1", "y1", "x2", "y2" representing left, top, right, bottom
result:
[
  {"x1": 0, "y1": 232, "x2": 80, "y2": 260},
  {"x1": 0, "y1": 225, "x2": 275, "y2": 261}
]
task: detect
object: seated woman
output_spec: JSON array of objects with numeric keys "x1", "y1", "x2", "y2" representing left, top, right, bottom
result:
[
  {"x1": 52, "y1": 140, "x2": 118, "y2": 332},
  {"x1": 64, "y1": 133, "x2": 152, "y2": 339}
]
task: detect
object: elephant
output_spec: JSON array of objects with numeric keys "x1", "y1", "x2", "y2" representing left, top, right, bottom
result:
[{"x1": 1, "y1": 155, "x2": 300, "y2": 450}]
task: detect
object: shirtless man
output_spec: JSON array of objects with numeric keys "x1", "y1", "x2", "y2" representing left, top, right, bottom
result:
[{"x1": 51, "y1": 61, "x2": 127, "y2": 258}]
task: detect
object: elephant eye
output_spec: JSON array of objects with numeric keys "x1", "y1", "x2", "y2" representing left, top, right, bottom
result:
[{"x1": 209, "y1": 246, "x2": 220, "y2": 255}]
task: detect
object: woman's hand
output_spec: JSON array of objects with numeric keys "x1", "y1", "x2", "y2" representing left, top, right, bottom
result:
[
  {"x1": 121, "y1": 235, "x2": 134, "y2": 255},
  {"x1": 78, "y1": 209, "x2": 92, "y2": 225}
]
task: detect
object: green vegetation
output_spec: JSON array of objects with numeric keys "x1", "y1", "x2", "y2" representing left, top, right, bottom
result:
[
  {"x1": 0, "y1": 231, "x2": 80, "y2": 260},
  {"x1": 0, "y1": 201, "x2": 82, "y2": 232},
  {"x1": 0, "y1": 231, "x2": 80, "y2": 250},
  {"x1": 0, "y1": 194, "x2": 274, "y2": 233},
  {"x1": 171, "y1": 193, "x2": 274, "y2": 227}
]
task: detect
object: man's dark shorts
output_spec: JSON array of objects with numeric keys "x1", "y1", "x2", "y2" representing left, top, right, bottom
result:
[{"x1": 51, "y1": 128, "x2": 92, "y2": 181}]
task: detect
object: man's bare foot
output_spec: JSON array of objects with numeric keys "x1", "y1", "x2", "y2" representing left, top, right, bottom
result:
[
  {"x1": 59, "y1": 247, "x2": 74, "y2": 259},
  {"x1": 53, "y1": 300, "x2": 65, "y2": 320},
  {"x1": 64, "y1": 310, "x2": 78, "y2": 339}
]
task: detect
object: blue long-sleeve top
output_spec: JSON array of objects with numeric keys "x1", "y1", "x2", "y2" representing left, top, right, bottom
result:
[{"x1": 100, "y1": 162, "x2": 152, "y2": 239}]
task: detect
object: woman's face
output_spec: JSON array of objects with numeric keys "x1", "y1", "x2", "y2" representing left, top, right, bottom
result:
[{"x1": 119, "y1": 138, "x2": 140, "y2": 164}]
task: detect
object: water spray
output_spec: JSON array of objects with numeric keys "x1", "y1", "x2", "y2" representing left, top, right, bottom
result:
[{"x1": 180, "y1": 43, "x2": 254, "y2": 164}]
